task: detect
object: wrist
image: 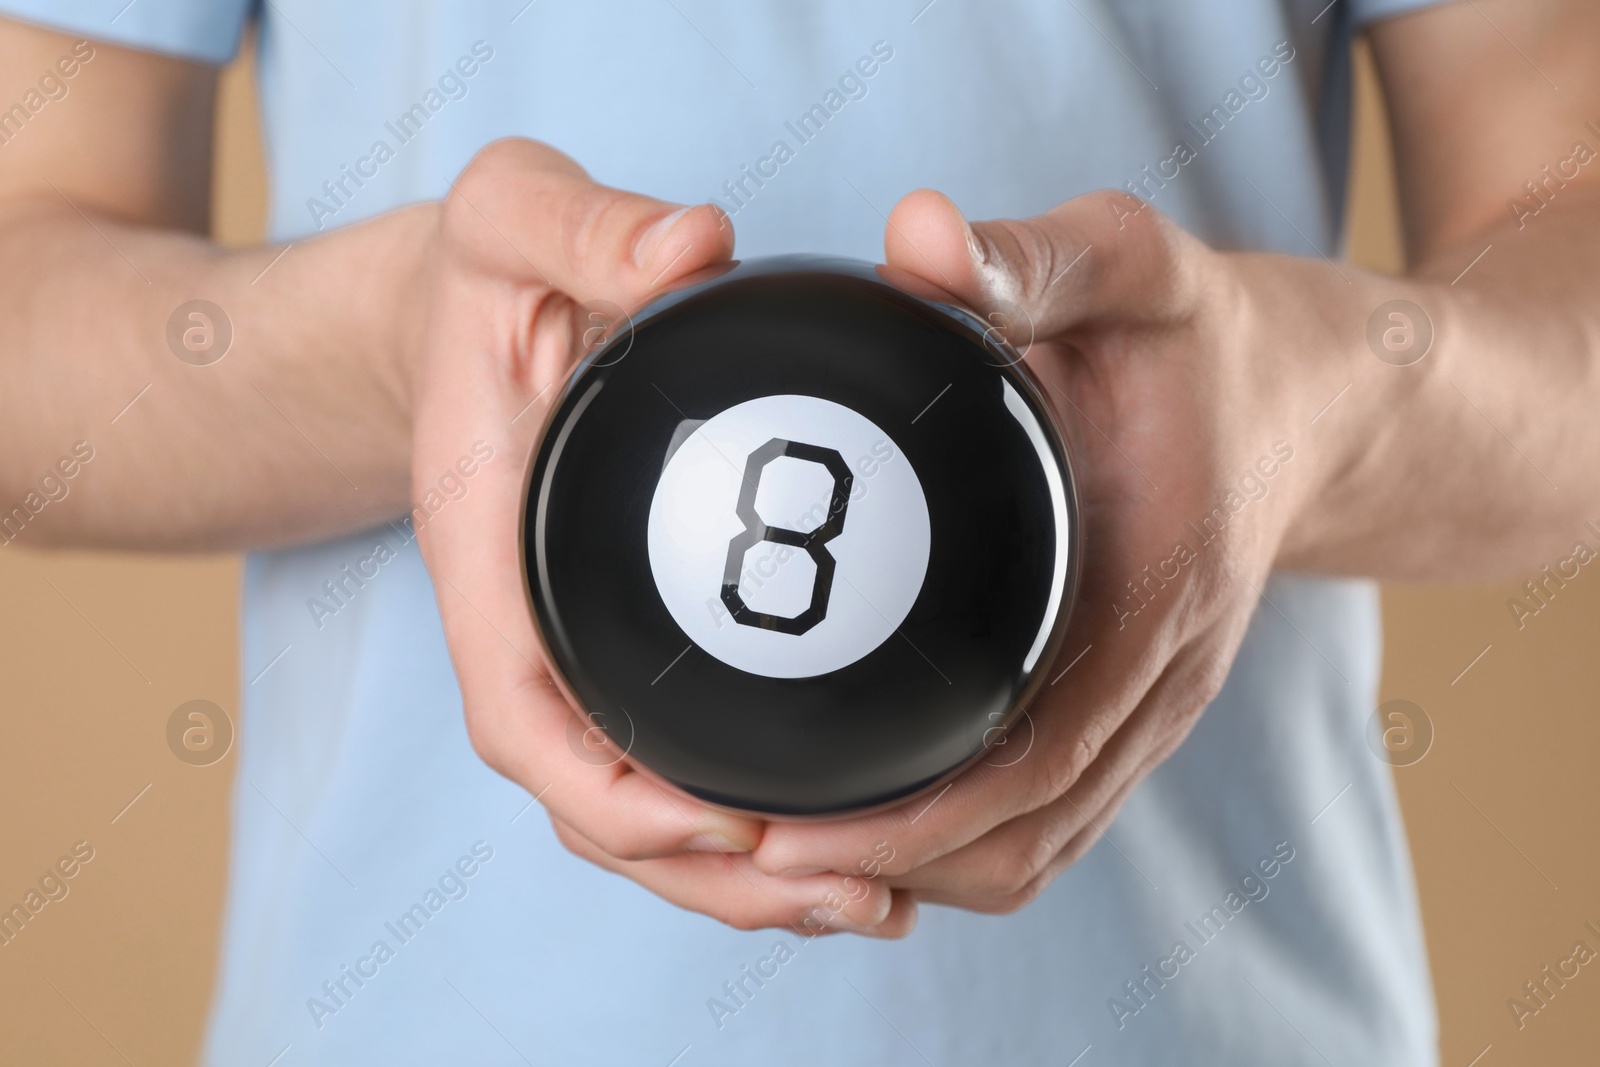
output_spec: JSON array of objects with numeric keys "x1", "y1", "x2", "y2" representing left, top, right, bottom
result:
[
  {"x1": 1238, "y1": 253, "x2": 1443, "y2": 571},
  {"x1": 220, "y1": 201, "x2": 442, "y2": 519},
  {"x1": 366, "y1": 201, "x2": 443, "y2": 427}
]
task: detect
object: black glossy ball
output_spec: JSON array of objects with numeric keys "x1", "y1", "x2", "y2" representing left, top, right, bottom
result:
[{"x1": 522, "y1": 256, "x2": 1078, "y2": 816}]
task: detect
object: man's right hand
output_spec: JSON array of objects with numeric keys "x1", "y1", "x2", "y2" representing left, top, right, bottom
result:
[
  {"x1": 408, "y1": 139, "x2": 915, "y2": 937},
  {"x1": 0, "y1": 23, "x2": 912, "y2": 938}
]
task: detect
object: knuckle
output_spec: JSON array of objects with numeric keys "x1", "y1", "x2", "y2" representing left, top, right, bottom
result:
[
  {"x1": 722, "y1": 909, "x2": 769, "y2": 933},
  {"x1": 461, "y1": 137, "x2": 529, "y2": 187},
  {"x1": 460, "y1": 702, "x2": 511, "y2": 778},
  {"x1": 559, "y1": 186, "x2": 637, "y2": 274},
  {"x1": 1106, "y1": 189, "x2": 1161, "y2": 241},
  {"x1": 1175, "y1": 550, "x2": 1248, "y2": 627},
  {"x1": 981, "y1": 837, "x2": 1074, "y2": 914},
  {"x1": 1142, "y1": 217, "x2": 1202, "y2": 308},
  {"x1": 985, "y1": 835, "x2": 1056, "y2": 900},
  {"x1": 1083, "y1": 189, "x2": 1169, "y2": 255},
  {"x1": 1191, "y1": 655, "x2": 1231, "y2": 711},
  {"x1": 544, "y1": 786, "x2": 670, "y2": 863},
  {"x1": 582, "y1": 818, "x2": 659, "y2": 863},
  {"x1": 1073, "y1": 190, "x2": 1198, "y2": 312},
  {"x1": 1047, "y1": 730, "x2": 1104, "y2": 795},
  {"x1": 875, "y1": 848, "x2": 916, "y2": 880},
  {"x1": 463, "y1": 137, "x2": 580, "y2": 189},
  {"x1": 444, "y1": 137, "x2": 589, "y2": 254},
  {"x1": 979, "y1": 876, "x2": 1048, "y2": 916},
  {"x1": 1010, "y1": 220, "x2": 1065, "y2": 304},
  {"x1": 547, "y1": 814, "x2": 590, "y2": 858},
  {"x1": 980, "y1": 217, "x2": 1072, "y2": 314},
  {"x1": 445, "y1": 139, "x2": 527, "y2": 226}
]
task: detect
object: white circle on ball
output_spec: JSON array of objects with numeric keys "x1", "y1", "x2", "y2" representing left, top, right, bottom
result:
[{"x1": 647, "y1": 394, "x2": 931, "y2": 679}]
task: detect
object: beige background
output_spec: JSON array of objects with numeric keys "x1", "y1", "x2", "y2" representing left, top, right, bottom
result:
[{"x1": 1, "y1": 35, "x2": 1597, "y2": 1066}]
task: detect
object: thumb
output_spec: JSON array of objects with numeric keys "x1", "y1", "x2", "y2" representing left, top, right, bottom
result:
[
  {"x1": 445, "y1": 137, "x2": 736, "y2": 309},
  {"x1": 884, "y1": 187, "x2": 1197, "y2": 337}
]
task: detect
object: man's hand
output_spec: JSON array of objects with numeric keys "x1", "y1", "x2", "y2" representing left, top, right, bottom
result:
[
  {"x1": 740, "y1": 188, "x2": 1357, "y2": 912},
  {"x1": 408, "y1": 139, "x2": 916, "y2": 937},
  {"x1": 735, "y1": 1, "x2": 1600, "y2": 922}
]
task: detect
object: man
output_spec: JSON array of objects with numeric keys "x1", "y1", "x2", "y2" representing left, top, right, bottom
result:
[{"x1": 1, "y1": 0, "x2": 1596, "y2": 1062}]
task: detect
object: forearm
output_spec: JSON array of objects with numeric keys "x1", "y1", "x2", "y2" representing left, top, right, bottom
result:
[
  {"x1": 1274, "y1": 184, "x2": 1600, "y2": 581},
  {"x1": 0, "y1": 197, "x2": 436, "y2": 551}
]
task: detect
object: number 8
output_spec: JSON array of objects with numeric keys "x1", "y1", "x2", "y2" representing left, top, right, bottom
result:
[{"x1": 721, "y1": 438, "x2": 853, "y2": 635}]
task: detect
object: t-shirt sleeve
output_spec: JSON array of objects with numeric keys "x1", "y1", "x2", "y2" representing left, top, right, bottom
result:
[
  {"x1": 0, "y1": 0, "x2": 255, "y2": 65},
  {"x1": 1347, "y1": 0, "x2": 1455, "y2": 29}
]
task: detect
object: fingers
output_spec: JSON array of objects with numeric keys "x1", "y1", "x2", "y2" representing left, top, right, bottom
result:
[
  {"x1": 886, "y1": 674, "x2": 1199, "y2": 909},
  {"x1": 911, "y1": 763, "x2": 1154, "y2": 914},
  {"x1": 444, "y1": 137, "x2": 734, "y2": 309},
  {"x1": 750, "y1": 584, "x2": 1175, "y2": 875},
  {"x1": 413, "y1": 136, "x2": 758, "y2": 867},
  {"x1": 461, "y1": 676, "x2": 764, "y2": 860},
  {"x1": 883, "y1": 630, "x2": 1234, "y2": 910},
  {"x1": 882, "y1": 712, "x2": 1167, "y2": 906},
  {"x1": 882, "y1": 187, "x2": 1203, "y2": 339},
  {"x1": 751, "y1": 590, "x2": 1238, "y2": 885},
  {"x1": 413, "y1": 297, "x2": 766, "y2": 862},
  {"x1": 551, "y1": 816, "x2": 918, "y2": 938}
]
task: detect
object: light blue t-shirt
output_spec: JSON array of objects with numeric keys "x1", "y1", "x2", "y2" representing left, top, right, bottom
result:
[{"x1": 6, "y1": 1, "x2": 1448, "y2": 1063}]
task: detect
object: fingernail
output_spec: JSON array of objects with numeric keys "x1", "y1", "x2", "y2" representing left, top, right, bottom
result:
[
  {"x1": 687, "y1": 813, "x2": 761, "y2": 853},
  {"x1": 633, "y1": 205, "x2": 692, "y2": 270},
  {"x1": 685, "y1": 829, "x2": 751, "y2": 853},
  {"x1": 777, "y1": 866, "x2": 829, "y2": 878}
]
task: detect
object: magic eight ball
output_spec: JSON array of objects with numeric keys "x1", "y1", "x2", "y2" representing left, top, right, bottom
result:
[{"x1": 522, "y1": 256, "x2": 1079, "y2": 817}]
